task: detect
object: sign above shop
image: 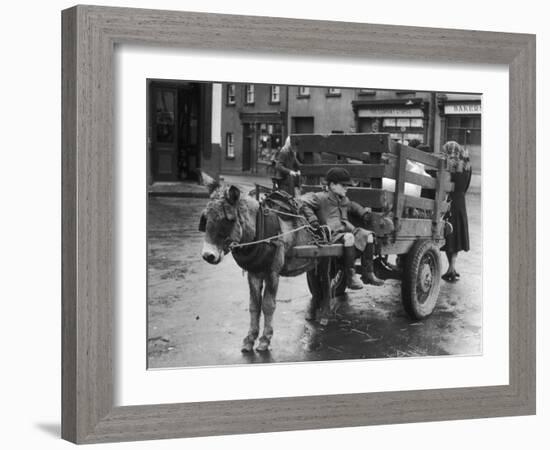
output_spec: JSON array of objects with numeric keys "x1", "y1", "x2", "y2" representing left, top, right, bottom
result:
[
  {"x1": 358, "y1": 108, "x2": 424, "y2": 118},
  {"x1": 444, "y1": 103, "x2": 482, "y2": 114}
]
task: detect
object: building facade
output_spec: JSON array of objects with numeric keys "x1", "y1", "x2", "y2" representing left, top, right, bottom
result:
[
  {"x1": 217, "y1": 83, "x2": 288, "y2": 175},
  {"x1": 436, "y1": 93, "x2": 482, "y2": 174},
  {"x1": 213, "y1": 84, "x2": 482, "y2": 178}
]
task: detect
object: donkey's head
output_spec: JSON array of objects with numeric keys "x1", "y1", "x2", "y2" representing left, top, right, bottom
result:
[{"x1": 199, "y1": 183, "x2": 244, "y2": 265}]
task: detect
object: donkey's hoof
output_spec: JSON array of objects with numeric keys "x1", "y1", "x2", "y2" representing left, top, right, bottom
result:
[
  {"x1": 319, "y1": 317, "x2": 329, "y2": 327},
  {"x1": 241, "y1": 339, "x2": 254, "y2": 353},
  {"x1": 256, "y1": 338, "x2": 270, "y2": 352}
]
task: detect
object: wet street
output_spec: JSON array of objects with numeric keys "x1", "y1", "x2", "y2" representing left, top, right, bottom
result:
[{"x1": 147, "y1": 193, "x2": 482, "y2": 369}]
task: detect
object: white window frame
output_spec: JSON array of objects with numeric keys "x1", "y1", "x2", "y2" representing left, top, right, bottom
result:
[
  {"x1": 327, "y1": 87, "x2": 341, "y2": 96},
  {"x1": 270, "y1": 85, "x2": 280, "y2": 103},
  {"x1": 226, "y1": 132, "x2": 235, "y2": 158},
  {"x1": 298, "y1": 86, "x2": 310, "y2": 97},
  {"x1": 226, "y1": 84, "x2": 236, "y2": 105},
  {"x1": 245, "y1": 84, "x2": 255, "y2": 104}
]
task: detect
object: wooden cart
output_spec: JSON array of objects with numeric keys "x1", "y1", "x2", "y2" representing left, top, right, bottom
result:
[{"x1": 290, "y1": 133, "x2": 453, "y2": 321}]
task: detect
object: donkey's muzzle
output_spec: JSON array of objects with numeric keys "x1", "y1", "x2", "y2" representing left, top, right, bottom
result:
[{"x1": 202, "y1": 253, "x2": 220, "y2": 264}]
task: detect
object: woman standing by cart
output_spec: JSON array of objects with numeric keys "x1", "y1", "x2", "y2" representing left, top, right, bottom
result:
[{"x1": 440, "y1": 141, "x2": 472, "y2": 282}]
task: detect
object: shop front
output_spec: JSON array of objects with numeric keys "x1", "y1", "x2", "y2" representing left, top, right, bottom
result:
[
  {"x1": 439, "y1": 100, "x2": 482, "y2": 173},
  {"x1": 239, "y1": 112, "x2": 285, "y2": 173},
  {"x1": 353, "y1": 100, "x2": 428, "y2": 146}
]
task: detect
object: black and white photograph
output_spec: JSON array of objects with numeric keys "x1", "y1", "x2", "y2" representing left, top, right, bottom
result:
[{"x1": 146, "y1": 81, "x2": 482, "y2": 368}]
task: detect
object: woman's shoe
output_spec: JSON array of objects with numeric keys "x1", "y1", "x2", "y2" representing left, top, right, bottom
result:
[{"x1": 442, "y1": 272, "x2": 459, "y2": 283}]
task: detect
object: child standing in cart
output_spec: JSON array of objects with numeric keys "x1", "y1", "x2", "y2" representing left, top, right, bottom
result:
[{"x1": 301, "y1": 168, "x2": 384, "y2": 289}]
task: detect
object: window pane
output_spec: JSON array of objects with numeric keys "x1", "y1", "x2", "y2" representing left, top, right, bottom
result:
[
  {"x1": 447, "y1": 129, "x2": 460, "y2": 143},
  {"x1": 382, "y1": 118, "x2": 396, "y2": 127},
  {"x1": 468, "y1": 130, "x2": 481, "y2": 145},
  {"x1": 155, "y1": 90, "x2": 175, "y2": 143},
  {"x1": 396, "y1": 118, "x2": 411, "y2": 127},
  {"x1": 460, "y1": 117, "x2": 474, "y2": 128},
  {"x1": 227, "y1": 84, "x2": 236, "y2": 104},
  {"x1": 226, "y1": 133, "x2": 235, "y2": 158},
  {"x1": 271, "y1": 86, "x2": 280, "y2": 102},
  {"x1": 447, "y1": 117, "x2": 460, "y2": 128},
  {"x1": 410, "y1": 118, "x2": 423, "y2": 128},
  {"x1": 246, "y1": 85, "x2": 254, "y2": 103}
]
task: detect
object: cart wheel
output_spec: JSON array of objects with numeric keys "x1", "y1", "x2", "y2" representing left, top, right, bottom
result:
[{"x1": 401, "y1": 240, "x2": 441, "y2": 319}]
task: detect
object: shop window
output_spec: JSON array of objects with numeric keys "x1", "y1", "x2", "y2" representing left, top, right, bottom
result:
[
  {"x1": 379, "y1": 117, "x2": 425, "y2": 145},
  {"x1": 226, "y1": 132, "x2": 235, "y2": 159},
  {"x1": 257, "y1": 123, "x2": 282, "y2": 164},
  {"x1": 245, "y1": 84, "x2": 255, "y2": 104},
  {"x1": 270, "y1": 86, "x2": 280, "y2": 103},
  {"x1": 226, "y1": 84, "x2": 236, "y2": 105},
  {"x1": 446, "y1": 115, "x2": 481, "y2": 146},
  {"x1": 382, "y1": 118, "x2": 423, "y2": 128}
]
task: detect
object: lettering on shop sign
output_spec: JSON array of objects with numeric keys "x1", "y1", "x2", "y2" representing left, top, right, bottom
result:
[
  {"x1": 358, "y1": 108, "x2": 424, "y2": 118},
  {"x1": 444, "y1": 103, "x2": 482, "y2": 114}
]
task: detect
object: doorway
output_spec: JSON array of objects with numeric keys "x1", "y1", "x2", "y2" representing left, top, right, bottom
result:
[{"x1": 148, "y1": 81, "x2": 203, "y2": 182}]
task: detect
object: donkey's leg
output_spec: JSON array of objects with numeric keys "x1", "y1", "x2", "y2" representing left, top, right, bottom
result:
[
  {"x1": 256, "y1": 273, "x2": 279, "y2": 352},
  {"x1": 305, "y1": 270, "x2": 320, "y2": 321},
  {"x1": 318, "y1": 258, "x2": 332, "y2": 326},
  {"x1": 242, "y1": 274, "x2": 263, "y2": 353}
]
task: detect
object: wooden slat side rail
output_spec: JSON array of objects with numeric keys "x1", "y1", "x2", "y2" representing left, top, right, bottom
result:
[
  {"x1": 403, "y1": 195, "x2": 438, "y2": 212},
  {"x1": 292, "y1": 244, "x2": 344, "y2": 258},
  {"x1": 404, "y1": 171, "x2": 437, "y2": 189},
  {"x1": 301, "y1": 163, "x2": 449, "y2": 191},
  {"x1": 345, "y1": 188, "x2": 392, "y2": 210},
  {"x1": 291, "y1": 133, "x2": 392, "y2": 155},
  {"x1": 300, "y1": 164, "x2": 391, "y2": 180},
  {"x1": 392, "y1": 145, "x2": 408, "y2": 219},
  {"x1": 301, "y1": 186, "x2": 441, "y2": 213},
  {"x1": 391, "y1": 142, "x2": 445, "y2": 169},
  {"x1": 432, "y1": 158, "x2": 448, "y2": 238}
]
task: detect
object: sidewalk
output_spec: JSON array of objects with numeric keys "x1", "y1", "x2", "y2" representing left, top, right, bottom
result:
[
  {"x1": 147, "y1": 181, "x2": 210, "y2": 198},
  {"x1": 147, "y1": 173, "x2": 273, "y2": 198}
]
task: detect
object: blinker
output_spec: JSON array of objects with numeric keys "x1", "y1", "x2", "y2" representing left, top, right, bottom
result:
[{"x1": 198, "y1": 213, "x2": 207, "y2": 232}]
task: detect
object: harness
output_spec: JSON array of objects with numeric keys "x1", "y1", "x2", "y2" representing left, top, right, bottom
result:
[
  {"x1": 231, "y1": 203, "x2": 282, "y2": 273},
  {"x1": 222, "y1": 190, "x2": 327, "y2": 273}
]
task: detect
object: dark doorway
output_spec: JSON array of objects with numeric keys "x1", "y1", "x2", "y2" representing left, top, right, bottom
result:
[
  {"x1": 150, "y1": 85, "x2": 178, "y2": 181},
  {"x1": 148, "y1": 81, "x2": 204, "y2": 182},
  {"x1": 291, "y1": 116, "x2": 314, "y2": 134}
]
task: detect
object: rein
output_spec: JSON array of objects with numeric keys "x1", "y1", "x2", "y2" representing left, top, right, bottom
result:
[
  {"x1": 227, "y1": 206, "x2": 331, "y2": 252},
  {"x1": 229, "y1": 224, "x2": 312, "y2": 250}
]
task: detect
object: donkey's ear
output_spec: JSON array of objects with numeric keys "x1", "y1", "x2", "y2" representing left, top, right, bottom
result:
[
  {"x1": 201, "y1": 171, "x2": 220, "y2": 194},
  {"x1": 226, "y1": 185, "x2": 241, "y2": 205}
]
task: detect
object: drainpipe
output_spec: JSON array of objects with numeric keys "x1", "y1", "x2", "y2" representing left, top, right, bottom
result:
[{"x1": 429, "y1": 92, "x2": 436, "y2": 151}]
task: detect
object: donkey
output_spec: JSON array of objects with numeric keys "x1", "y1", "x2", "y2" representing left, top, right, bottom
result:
[{"x1": 199, "y1": 178, "x2": 317, "y2": 352}]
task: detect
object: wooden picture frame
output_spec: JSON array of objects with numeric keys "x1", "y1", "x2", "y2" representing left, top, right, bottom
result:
[{"x1": 61, "y1": 5, "x2": 536, "y2": 444}]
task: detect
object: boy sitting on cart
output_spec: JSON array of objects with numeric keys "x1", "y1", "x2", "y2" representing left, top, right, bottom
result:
[{"x1": 301, "y1": 168, "x2": 384, "y2": 289}]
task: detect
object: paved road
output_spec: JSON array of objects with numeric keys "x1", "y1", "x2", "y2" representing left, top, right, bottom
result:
[{"x1": 147, "y1": 194, "x2": 482, "y2": 369}]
